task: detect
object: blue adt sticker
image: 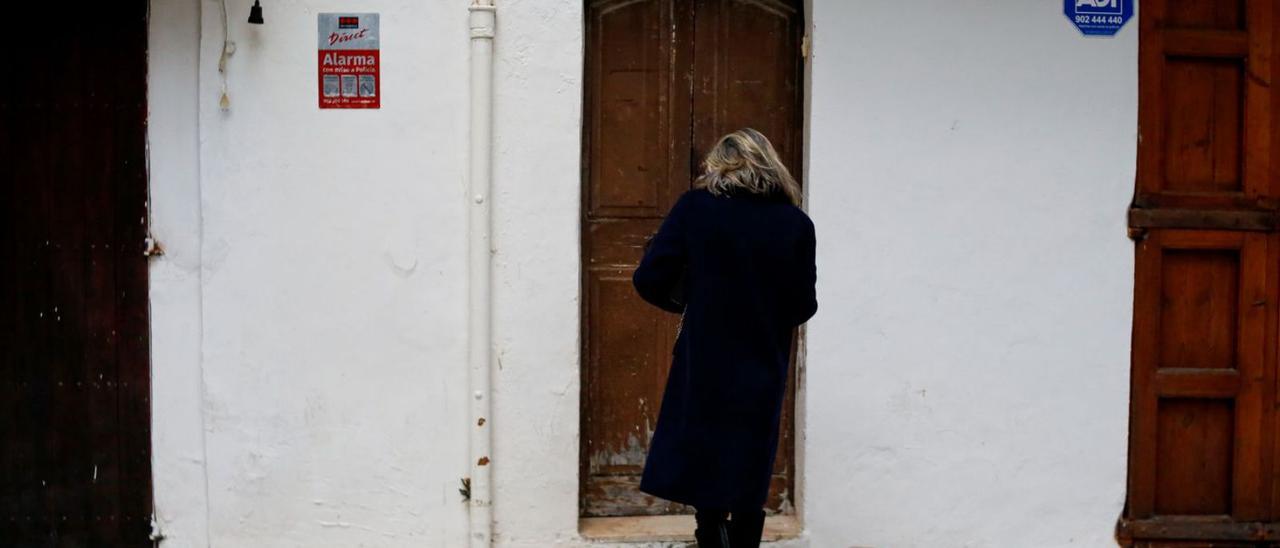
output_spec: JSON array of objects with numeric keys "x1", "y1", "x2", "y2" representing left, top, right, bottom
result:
[{"x1": 1065, "y1": 0, "x2": 1133, "y2": 37}]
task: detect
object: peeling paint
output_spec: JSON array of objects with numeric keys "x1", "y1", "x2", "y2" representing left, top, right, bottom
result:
[{"x1": 589, "y1": 431, "x2": 652, "y2": 469}]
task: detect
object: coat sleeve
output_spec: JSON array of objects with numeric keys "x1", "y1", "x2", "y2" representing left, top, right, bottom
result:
[
  {"x1": 789, "y1": 217, "x2": 818, "y2": 326},
  {"x1": 633, "y1": 193, "x2": 691, "y2": 314}
]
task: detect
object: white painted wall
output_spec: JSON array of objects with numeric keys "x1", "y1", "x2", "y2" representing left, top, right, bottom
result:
[
  {"x1": 151, "y1": 0, "x2": 471, "y2": 545},
  {"x1": 146, "y1": 0, "x2": 1137, "y2": 546},
  {"x1": 487, "y1": 0, "x2": 585, "y2": 546},
  {"x1": 804, "y1": 1, "x2": 1137, "y2": 547},
  {"x1": 149, "y1": 0, "x2": 210, "y2": 544}
]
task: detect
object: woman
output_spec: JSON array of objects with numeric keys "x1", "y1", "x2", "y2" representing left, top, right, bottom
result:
[{"x1": 632, "y1": 128, "x2": 817, "y2": 548}]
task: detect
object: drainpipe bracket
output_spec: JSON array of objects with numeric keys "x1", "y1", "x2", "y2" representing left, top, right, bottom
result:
[{"x1": 469, "y1": 5, "x2": 496, "y2": 39}]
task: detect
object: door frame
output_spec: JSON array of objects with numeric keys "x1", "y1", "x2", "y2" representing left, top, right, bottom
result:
[
  {"x1": 144, "y1": 0, "x2": 212, "y2": 540},
  {"x1": 575, "y1": 0, "x2": 814, "y2": 520}
]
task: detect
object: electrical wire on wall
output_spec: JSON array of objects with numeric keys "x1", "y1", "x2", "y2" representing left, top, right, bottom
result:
[{"x1": 218, "y1": 0, "x2": 235, "y2": 110}]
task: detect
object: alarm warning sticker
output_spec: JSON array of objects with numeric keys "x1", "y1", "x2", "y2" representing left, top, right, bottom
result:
[{"x1": 318, "y1": 13, "x2": 379, "y2": 109}]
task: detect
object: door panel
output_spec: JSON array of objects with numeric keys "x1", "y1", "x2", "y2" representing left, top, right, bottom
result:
[
  {"x1": 581, "y1": 0, "x2": 804, "y2": 516},
  {"x1": 582, "y1": 0, "x2": 694, "y2": 517},
  {"x1": 690, "y1": 0, "x2": 804, "y2": 512},
  {"x1": 0, "y1": 3, "x2": 152, "y2": 546},
  {"x1": 691, "y1": 0, "x2": 803, "y2": 168},
  {"x1": 1124, "y1": 1, "x2": 1280, "y2": 545},
  {"x1": 1134, "y1": 0, "x2": 1274, "y2": 210},
  {"x1": 1129, "y1": 231, "x2": 1271, "y2": 521},
  {"x1": 585, "y1": 0, "x2": 690, "y2": 219}
]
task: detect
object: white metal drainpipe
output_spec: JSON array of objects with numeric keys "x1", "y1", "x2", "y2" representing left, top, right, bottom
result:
[{"x1": 467, "y1": 0, "x2": 496, "y2": 547}]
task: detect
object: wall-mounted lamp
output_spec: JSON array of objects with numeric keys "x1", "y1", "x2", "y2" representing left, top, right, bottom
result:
[{"x1": 248, "y1": 0, "x2": 264, "y2": 24}]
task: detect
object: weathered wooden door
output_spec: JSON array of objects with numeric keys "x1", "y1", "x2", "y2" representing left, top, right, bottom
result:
[
  {"x1": 0, "y1": 3, "x2": 153, "y2": 546},
  {"x1": 580, "y1": 0, "x2": 804, "y2": 516},
  {"x1": 1120, "y1": 1, "x2": 1280, "y2": 545}
]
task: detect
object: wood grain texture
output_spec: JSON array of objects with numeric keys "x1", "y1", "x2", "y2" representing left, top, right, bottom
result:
[
  {"x1": 1135, "y1": 0, "x2": 1275, "y2": 211},
  {"x1": 580, "y1": 0, "x2": 804, "y2": 517},
  {"x1": 0, "y1": 3, "x2": 152, "y2": 546},
  {"x1": 1125, "y1": 2, "x2": 1280, "y2": 545},
  {"x1": 1166, "y1": 0, "x2": 1246, "y2": 30}
]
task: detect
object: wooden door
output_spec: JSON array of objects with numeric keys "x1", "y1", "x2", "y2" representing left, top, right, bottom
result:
[
  {"x1": 580, "y1": 0, "x2": 804, "y2": 517},
  {"x1": 0, "y1": 3, "x2": 153, "y2": 546},
  {"x1": 1120, "y1": 1, "x2": 1280, "y2": 545}
]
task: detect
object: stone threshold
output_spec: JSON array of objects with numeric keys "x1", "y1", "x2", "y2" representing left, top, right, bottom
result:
[{"x1": 579, "y1": 514, "x2": 802, "y2": 543}]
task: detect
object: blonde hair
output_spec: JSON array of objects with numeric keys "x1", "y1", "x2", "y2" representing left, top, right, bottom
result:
[{"x1": 695, "y1": 128, "x2": 802, "y2": 206}]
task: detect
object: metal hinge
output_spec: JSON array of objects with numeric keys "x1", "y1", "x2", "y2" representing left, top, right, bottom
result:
[
  {"x1": 149, "y1": 514, "x2": 165, "y2": 543},
  {"x1": 143, "y1": 235, "x2": 165, "y2": 257},
  {"x1": 801, "y1": 33, "x2": 810, "y2": 59}
]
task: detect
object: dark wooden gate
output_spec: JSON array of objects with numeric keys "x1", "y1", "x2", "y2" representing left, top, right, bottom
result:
[
  {"x1": 0, "y1": 3, "x2": 153, "y2": 546},
  {"x1": 580, "y1": 0, "x2": 804, "y2": 516},
  {"x1": 1120, "y1": 1, "x2": 1280, "y2": 545}
]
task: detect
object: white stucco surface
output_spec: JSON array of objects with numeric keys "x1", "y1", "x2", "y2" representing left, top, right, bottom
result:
[
  {"x1": 148, "y1": 0, "x2": 210, "y2": 544},
  {"x1": 804, "y1": 1, "x2": 1137, "y2": 547},
  {"x1": 152, "y1": 0, "x2": 472, "y2": 545},
  {"x1": 487, "y1": 0, "x2": 585, "y2": 545},
  {"x1": 145, "y1": 0, "x2": 1138, "y2": 546}
]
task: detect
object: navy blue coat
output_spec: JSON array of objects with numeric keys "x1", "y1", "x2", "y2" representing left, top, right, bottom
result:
[{"x1": 632, "y1": 187, "x2": 817, "y2": 511}]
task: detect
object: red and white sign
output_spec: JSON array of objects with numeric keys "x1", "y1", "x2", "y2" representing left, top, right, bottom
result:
[{"x1": 318, "y1": 13, "x2": 379, "y2": 109}]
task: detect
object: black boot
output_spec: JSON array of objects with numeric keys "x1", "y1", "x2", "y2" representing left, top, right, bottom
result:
[
  {"x1": 728, "y1": 508, "x2": 765, "y2": 548},
  {"x1": 694, "y1": 509, "x2": 731, "y2": 547}
]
